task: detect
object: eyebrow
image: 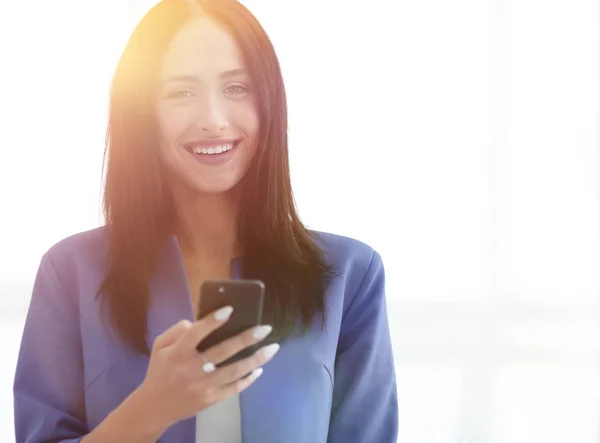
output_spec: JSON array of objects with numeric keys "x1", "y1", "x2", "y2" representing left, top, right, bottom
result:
[{"x1": 161, "y1": 68, "x2": 248, "y2": 86}]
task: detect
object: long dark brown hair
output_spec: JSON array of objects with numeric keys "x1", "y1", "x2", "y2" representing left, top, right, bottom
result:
[{"x1": 100, "y1": 0, "x2": 334, "y2": 355}]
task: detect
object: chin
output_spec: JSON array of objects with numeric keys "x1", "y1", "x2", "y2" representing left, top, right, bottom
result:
[{"x1": 188, "y1": 178, "x2": 242, "y2": 195}]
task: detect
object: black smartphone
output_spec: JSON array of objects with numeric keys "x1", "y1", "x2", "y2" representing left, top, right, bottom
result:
[{"x1": 195, "y1": 279, "x2": 265, "y2": 367}]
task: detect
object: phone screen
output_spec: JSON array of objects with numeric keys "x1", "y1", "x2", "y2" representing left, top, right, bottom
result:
[{"x1": 195, "y1": 280, "x2": 265, "y2": 367}]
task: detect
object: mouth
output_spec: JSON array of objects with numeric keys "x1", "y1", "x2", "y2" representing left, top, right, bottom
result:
[{"x1": 182, "y1": 138, "x2": 241, "y2": 156}]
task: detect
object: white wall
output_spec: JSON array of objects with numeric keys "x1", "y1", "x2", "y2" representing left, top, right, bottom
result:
[{"x1": 1, "y1": 0, "x2": 598, "y2": 442}]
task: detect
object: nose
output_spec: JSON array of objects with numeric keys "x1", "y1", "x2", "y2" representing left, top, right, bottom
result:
[{"x1": 197, "y1": 94, "x2": 228, "y2": 133}]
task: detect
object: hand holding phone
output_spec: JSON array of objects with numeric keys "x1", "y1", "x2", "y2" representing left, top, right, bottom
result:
[
  {"x1": 195, "y1": 279, "x2": 268, "y2": 367},
  {"x1": 135, "y1": 297, "x2": 279, "y2": 433}
]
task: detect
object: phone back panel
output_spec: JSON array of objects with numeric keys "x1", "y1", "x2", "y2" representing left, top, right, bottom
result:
[{"x1": 195, "y1": 280, "x2": 265, "y2": 367}]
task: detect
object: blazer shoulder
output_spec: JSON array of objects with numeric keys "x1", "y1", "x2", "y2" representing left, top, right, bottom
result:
[
  {"x1": 310, "y1": 230, "x2": 378, "y2": 268},
  {"x1": 42, "y1": 226, "x2": 109, "y2": 288},
  {"x1": 46, "y1": 226, "x2": 107, "y2": 260}
]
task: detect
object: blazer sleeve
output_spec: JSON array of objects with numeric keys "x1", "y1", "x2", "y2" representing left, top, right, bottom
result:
[
  {"x1": 13, "y1": 252, "x2": 87, "y2": 443},
  {"x1": 328, "y1": 250, "x2": 399, "y2": 443}
]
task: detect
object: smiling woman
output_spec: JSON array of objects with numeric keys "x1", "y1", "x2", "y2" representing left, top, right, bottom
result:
[{"x1": 11, "y1": 1, "x2": 398, "y2": 443}]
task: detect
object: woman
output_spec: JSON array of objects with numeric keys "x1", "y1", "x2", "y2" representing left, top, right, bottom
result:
[{"x1": 13, "y1": 0, "x2": 398, "y2": 442}]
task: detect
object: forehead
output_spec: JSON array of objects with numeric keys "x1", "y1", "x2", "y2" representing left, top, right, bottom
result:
[{"x1": 160, "y1": 16, "x2": 245, "y2": 77}]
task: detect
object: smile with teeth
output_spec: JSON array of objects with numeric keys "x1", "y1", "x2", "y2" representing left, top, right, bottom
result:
[{"x1": 188, "y1": 142, "x2": 238, "y2": 155}]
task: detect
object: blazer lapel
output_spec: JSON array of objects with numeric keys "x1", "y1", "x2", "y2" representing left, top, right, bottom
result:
[
  {"x1": 146, "y1": 235, "x2": 194, "y2": 349},
  {"x1": 146, "y1": 236, "x2": 195, "y2": 442}
]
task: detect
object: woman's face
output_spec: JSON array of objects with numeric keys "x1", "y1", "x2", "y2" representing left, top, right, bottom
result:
[{"x1": 155, "y1": 16, "x2": 259, "y2": 194}]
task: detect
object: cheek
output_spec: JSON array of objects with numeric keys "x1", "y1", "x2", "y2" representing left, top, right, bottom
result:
[
  {"x1": 231, "y1": 102, "x2": 260, "y2": 138},
  {"x1": 156, "y1": 106, "x2": 193, "y2": 145}
]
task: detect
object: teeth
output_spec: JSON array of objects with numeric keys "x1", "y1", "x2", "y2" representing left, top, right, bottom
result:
[{"x1": 192, "y1": 143, "x2": 235, "y2": 155}]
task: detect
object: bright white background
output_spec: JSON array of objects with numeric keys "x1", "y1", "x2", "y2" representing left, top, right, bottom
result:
[{"x1": 0, "y1": 0, "x2": 598, "y2": 442}]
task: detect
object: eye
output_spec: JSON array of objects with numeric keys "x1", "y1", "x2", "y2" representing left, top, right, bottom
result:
[
  {"x1": 224, "y1": 84, "x2": 249, "y2": 95},
  {"x1": 168, "y1": 89, "x2": 195, "y2": 99}
]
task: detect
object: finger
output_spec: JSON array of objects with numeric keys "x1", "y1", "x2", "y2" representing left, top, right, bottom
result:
[
  {"x1": 153, "y1": 319, "x2": 192, "y2": 350},
  {"x1": 174, "y1": 306, "x2": 234, "y2": 353},
  {"x1": 203, "y1": 324, "x2": 273, "y2": 366},
  {"x1": 209, "y1": 343, "x2": 279, "y2": 386},
  {"x1": 204, "y1": 367, "x2": 263, "y2": 404}
]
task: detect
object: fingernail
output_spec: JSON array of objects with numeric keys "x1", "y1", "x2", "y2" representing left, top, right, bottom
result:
[
  {"x1": 214, "y1": 306, "x2": 234, "y2": 321},
  {"x1": 252, "y1": 325, "x2": 273, "y2": 340},
  {"x1": 262, "y1": 343, "x2": 280, "y2": 360},
  {"x1": 252, "y1": 367, "x2": 263, "y2": 379}
]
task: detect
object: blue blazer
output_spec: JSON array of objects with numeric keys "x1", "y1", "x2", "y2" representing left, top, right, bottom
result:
[{"x1": 13, "y1": 228, "x2": 398, "y2": 443}]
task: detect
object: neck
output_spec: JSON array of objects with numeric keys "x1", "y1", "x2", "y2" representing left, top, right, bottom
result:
[{"x1": 170, "y1": 182, "x2": 242, "y2": 266}]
